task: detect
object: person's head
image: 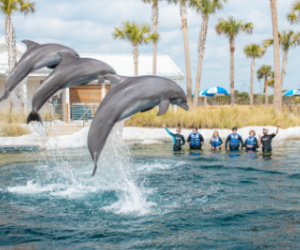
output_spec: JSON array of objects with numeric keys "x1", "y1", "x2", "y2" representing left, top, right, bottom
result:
[
  {"x1": 192, "y1": 127, "x2": 198, "y2": 134},
  {"x1": 213, "y1": 130, "x2": 219, "y2": 138},
  {"x1": 232, "y1": 127, "x2": 237, "y2": 135},
  {"x1": 263, "y1": 128, "x2": 268, "y2": 135},
  {"x1": 249, "y1": 130, "x2": 256, "y2": 137},
  {"x1": 176, "y1": 127, "x2": 181, "y2": 134}
]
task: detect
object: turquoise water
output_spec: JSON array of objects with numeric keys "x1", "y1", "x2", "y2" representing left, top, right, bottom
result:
[{"x1": 0, "y1": 140, "x2": 300, "y2": 249}]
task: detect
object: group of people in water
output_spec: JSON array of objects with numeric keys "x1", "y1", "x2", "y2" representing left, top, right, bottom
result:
[{"x1": 163, "y1": 124, "x2": 280, "y2": 153}]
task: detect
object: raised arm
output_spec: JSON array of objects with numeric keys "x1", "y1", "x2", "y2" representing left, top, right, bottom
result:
[{"x1": 274, "y1": 123, "x2": 280, "y2": 135}]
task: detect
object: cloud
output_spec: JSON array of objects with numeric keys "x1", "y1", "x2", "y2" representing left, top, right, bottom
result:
[{"x1": 4, "y1": 0, "x2": 300, "y2": 93}]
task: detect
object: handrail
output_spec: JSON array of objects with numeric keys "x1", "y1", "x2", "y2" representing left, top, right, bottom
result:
[{"x1": 78, "y1": 107, "x2": 91, "y2": 127}]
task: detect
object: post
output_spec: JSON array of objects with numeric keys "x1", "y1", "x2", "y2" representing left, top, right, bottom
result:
[{"x1": 65, "y1": 103, "x2": 69, "y2": 123}]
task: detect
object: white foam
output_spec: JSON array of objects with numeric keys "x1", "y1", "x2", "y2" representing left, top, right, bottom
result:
[{"x1": 7, "y1": 122, "x2": 156, "y2": 215}]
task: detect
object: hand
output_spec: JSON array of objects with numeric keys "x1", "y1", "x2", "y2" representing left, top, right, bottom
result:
[
  {"x1": 162, "y1": 124, "x2": 166, "y2": 128},
  {"x1": 277, "y1": 123, "x2": 280, "y2": 127},
  {"x1": 258, "y1": 134, "x2": 261, "y2": 139}
]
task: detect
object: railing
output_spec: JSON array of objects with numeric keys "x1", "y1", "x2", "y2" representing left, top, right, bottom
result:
[{"x1": 70, "y1": 104, "x2": 99, "y2": 126}]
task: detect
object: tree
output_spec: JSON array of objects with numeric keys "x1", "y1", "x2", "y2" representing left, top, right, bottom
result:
[
  {"x1": 215, "y1": 16, "x2": 253, "y2": 107},
  {"x1": 112, "y1": 21, "x2": 159, "y2": 76},
  {"x1": 269, "y1": 0, "x2": 281, "y2": 111},
  {"x1": 0, "y1": 0, "x2": 35, "y2": 111},
  {"x1": 264, "y1": 30, "x2": 300, "y2": 90},
  {"x1": 257, "y1": 65, "x2": 273, "y2": 105},
  {"x1": 189, "y1": 0, "x2": 228, "y2": 109},
  {"x1": 141, "y1": 0, "x2": 162, "y2": 75},
  {"x1": 287, "y1": 0, "x2": 300, "y2": 24},
  {"x1": 167, "y1": 0, "x2": 193, "y2": 107},
  {"x1": 243, "y1": 43, "x2": 264, "y2": 106}
]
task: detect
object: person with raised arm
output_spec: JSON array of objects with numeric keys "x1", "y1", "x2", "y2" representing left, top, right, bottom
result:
[
  {"x1": 163, "y1": 125, "x2": 185, "y2": 151},
  {"x1": 258, "y1": 123, "x2": 280, "y2": 152}
]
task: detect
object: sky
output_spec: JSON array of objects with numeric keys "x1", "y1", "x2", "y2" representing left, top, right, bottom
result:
[{"x1": 1, "y1": 0, "x2": 299, "y2": 94}]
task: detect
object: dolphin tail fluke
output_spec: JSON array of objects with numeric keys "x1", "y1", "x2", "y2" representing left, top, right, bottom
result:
[
  {"x1": 27, "y1": 110, "x2": 43, "y2": 124},
  {"x1": 0, "y1": 90, "x2": 9, "y2": 103}
]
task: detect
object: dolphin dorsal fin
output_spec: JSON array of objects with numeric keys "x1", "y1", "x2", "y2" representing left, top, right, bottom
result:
[
  {"x1": 22, "y1": 40, "x2": 39, "y2": 51},
  {"x1": 99, "y1": 74, "x2": 127, "y2": 87},
  {"x1": 57, "y1": 52, "x2": 78, "y2": 63}
]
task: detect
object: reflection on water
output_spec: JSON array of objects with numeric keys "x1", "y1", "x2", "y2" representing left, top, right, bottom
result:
[{"x1": 0, "y1": 140, "x2": 299, "y2": 249}]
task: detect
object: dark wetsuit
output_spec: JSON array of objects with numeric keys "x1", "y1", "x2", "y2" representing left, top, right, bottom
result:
[
  {"x1": 210, "y1": 137, "x2": 223, "y2": 149},
  {"x1": 165, "y1": 127, "x2": 185, "y2": 151},
  {"x1": 261, "y1": 133, "x2": 276, "y2": 152},
  {"x1": 188, "y1": 132, "x2": 204, "y2": 150},
  {"x1": 244, "y1": 136, "x2": 259, "y2": 151},
  {"x1": 225, "y1": 133, "x2": 244, "y2": 151}
]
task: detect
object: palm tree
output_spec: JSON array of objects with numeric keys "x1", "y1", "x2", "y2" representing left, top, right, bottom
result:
[
  {"x1": 287, "y1": 0, "x2": 300, "y2": 24},
  {"x1": 167, "y1": 0, "x2": 192, "y2": 107},
  {"x1": 112, "y1": 21, "x2": 159, "y2": 76},
  {"x1": 215, "y1": 16, "x2": 253, "y2": 107},
  {"x1": 269, "y1": 0, "x2": 281, "y2": 111},
  {"x1": 141, "y1": 0, "x2": 162, "y2": 75},
  {"x1": 244, "y1": 44, "x2": 264, "y2": 106},
  {"x1": 257, "y1": 65, "x2": 273, "y2": 105},
  {"x1": 189, "y1": 0, "x2": 228, "y2": 109},
  {"x1": 264, "y1": 30, "x2": 300, "y2": 90},
  {"x1": 0, "y1": 0, "x2": 35, "y2": 111}
]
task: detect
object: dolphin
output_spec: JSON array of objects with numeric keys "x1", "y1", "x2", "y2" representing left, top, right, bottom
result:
[
  {"x1": 26, "y1": 53, "x2": 116, "y2": 124},
  {"x1": 0, "y1": 40, "x2": 79, "y2": 102},
  {"x1": 88, "y1": 74, "x2": 189, "y2": 176}
]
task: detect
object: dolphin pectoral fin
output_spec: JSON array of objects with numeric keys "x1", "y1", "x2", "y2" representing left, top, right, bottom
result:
[
  {"x1": 105, "y1": 75, "x2": 127, "y2": 87},
  {"x1": 157, "y1": 100, "x2": 170, "y2": 116},
  {"x1": 98, "y1": 76, "x2": 105, "y2": 85},
  {"x1": 57, "y1": 52, "x2": 78, "y2": 63},
  {"x1": 22, "y1": 40, "x2": 39, "y2": 51},
  {"x1": 27, "y1": 110, "x2": 43, "y2": 124},
  {"x1": 0, "y1": 90, "x2": 9, "y2": 103}
]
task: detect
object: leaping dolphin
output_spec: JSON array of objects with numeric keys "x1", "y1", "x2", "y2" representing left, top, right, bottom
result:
[
  {"x1": 0, "y1": 40, "x2": 79, "y2": 102},
  {"x1": 88, "y1": 74, "x2": 189, "y2": 176},
  {"x1": 26, "y1": 53, "x2": 116, "y2": 124}
]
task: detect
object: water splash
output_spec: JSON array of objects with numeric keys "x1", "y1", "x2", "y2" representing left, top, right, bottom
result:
[{"x1": 8, "y1": 120, "x2": 155, "y2": 215}]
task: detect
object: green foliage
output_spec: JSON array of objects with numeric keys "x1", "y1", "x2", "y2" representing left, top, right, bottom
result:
[
  {"x1": 0, "y1": 0, "x2": 35, "y2": 15},
  {"x1": 189, "y1": 0, "x2": 228, "y2": 17},
  {"x1": 112, "y1": 21, "x2": 159, "y2": 46},
  {"x1": 264, "y1": 30, "x2": 300, "y2": 52},
  {"x1": 215, "y1": 16, "x2": 253, "y2": 38},
  {"x1": 244, "y1": 43, "x2": 264, "y2": 59}
]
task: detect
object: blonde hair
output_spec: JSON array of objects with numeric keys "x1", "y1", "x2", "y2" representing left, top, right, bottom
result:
[
  {"x1": 249, "y1": 130, "x2": 256, "y2": 136},
  {"x1": 212, "y1": 130, "x2": 219, "y2": 139}
]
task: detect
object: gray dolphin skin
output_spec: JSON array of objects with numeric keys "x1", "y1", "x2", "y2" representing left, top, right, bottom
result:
[
  {"x1": 0, "y1": 40, "x2": 79, "y2": 102},
  {"x1": 26, "y1": 53, "x2": 116, "y2": 124},
  {"x1": 88, "y1": 74, "x2": 189, "y2": 176}
]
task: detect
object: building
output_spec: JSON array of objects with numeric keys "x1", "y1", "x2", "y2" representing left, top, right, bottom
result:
[{"x1": 0, "y1": 37, "x2": 185, "y2": 122}]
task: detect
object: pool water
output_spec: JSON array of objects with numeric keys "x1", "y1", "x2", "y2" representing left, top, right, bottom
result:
[{"x1": 0, "y1": 140, "x2": 300, "y2": 249}]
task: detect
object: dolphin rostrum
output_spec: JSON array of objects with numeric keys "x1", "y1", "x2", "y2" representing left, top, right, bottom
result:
[
  {"x1": 0, "y1": 40, "x2": 79, "y2": 102},
  {"x1": 88, "y1": 74, "x2": 189, "y2": 176},
  {"x1": 26, "y1": 53, "x2": 116, "y2": 124}
]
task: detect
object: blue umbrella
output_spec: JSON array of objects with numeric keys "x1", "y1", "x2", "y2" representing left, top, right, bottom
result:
[
  {"x1": 201, "y1": 86, "x2": 229, "y2": 97},
  {"x1": 282, "y1": 89, "x2": 300, "y2": 96}
]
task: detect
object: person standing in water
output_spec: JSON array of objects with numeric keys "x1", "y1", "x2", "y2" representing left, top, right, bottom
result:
[
  {"x1": 225, "y1": 127, "x2": 244, "y2": 151},
  {"x1": 187, "y1": 127, "x2": 204, "y2": 150},
  {"x1": 210, "y1": 130, "x2": 223, "y2": 150},
  {"x1": 245, "y1": 130, "x2": 260, "y2": 151},
  {"x1": 163, "y1": 125, "x2": 185, "y2": 151},
  {"x1": 258, "y1": 123, "x2": 280, "y2": 152}
]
